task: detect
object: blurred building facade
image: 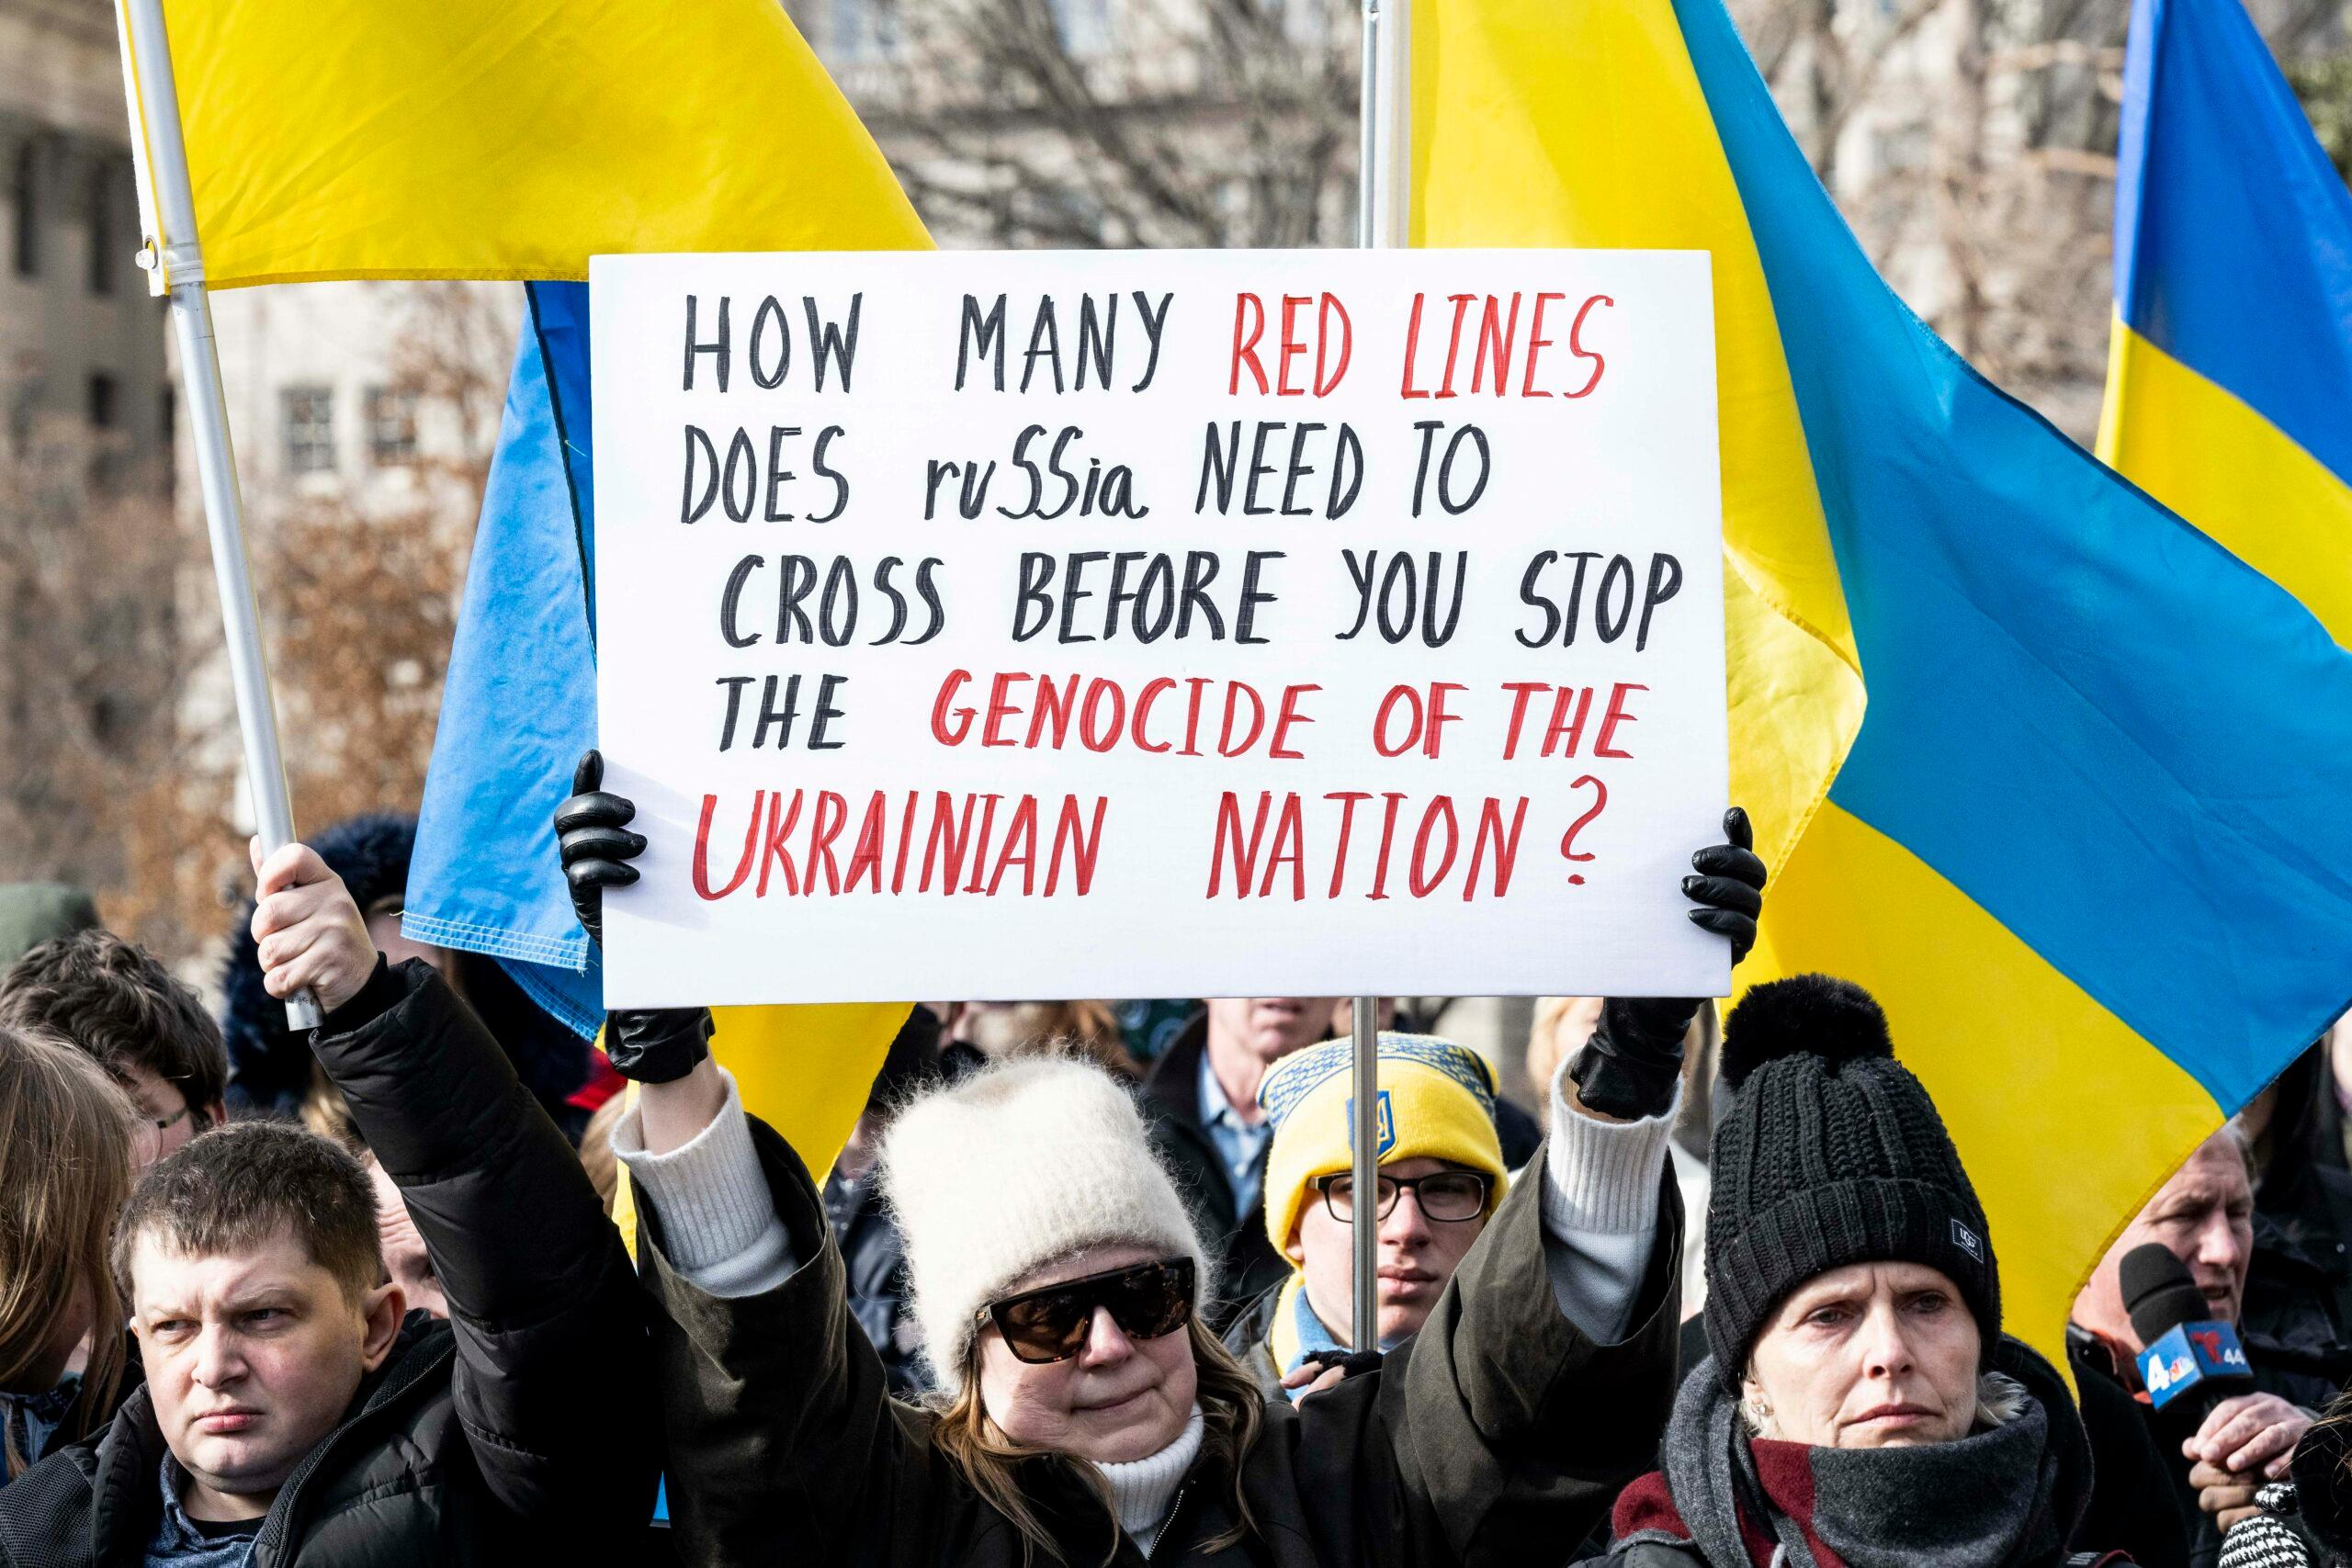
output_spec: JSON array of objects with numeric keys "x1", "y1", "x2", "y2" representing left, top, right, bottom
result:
[{"x1": 0, "y1": 0, "x2": 166, "y2": 461}]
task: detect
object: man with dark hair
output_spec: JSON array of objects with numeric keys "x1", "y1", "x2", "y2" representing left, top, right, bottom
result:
[
  {"x1": 0, "y1": 931, "x2": 228, "y2": 1167},
  {"x1": 108, "y1": 1123, "x2": 401, "y2": 1544},
  {"x1": 0, "y1": 843, "x2": 656, "y2": 1565}
]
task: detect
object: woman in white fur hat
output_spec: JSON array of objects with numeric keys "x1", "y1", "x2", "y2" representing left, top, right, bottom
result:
[{"x1": 555, "y1": 756, "x2": 1768, "y2": 1565}]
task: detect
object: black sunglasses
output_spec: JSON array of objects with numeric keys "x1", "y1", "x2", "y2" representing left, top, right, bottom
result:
[
  {"x1": 1316, "y1": 1168, "x2": 1493, "y2": 1224},
  {"x1": 976, "y1": 1258, "x2": 1196, "y2": 1365}
]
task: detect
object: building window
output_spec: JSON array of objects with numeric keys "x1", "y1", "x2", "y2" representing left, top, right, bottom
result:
[
  {"x1": 826, "y1": 0, "x2": 899, "y2": 61},
  {"x1": 282, "y1": 385, "x2": 335, "y2": 474},
  {"x1": 12, "y1": 143, "x2": 38, "y2": 278},
  {"x1": 364, "y1": 385, "x2": 418, "y2": 466},
  {"x1": 1046, "y1": 0, "x2": 1109, "y2": 55},
  {"x1": 87, "y1": 372, "x2": 118, "y2": 430},
  {"x1": 88, "y1": 164, "x2": 116, "y2": 296}
]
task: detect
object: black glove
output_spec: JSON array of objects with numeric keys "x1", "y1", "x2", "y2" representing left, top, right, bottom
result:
[
  {"x1": 1570, "y1": 807, "x2": 1768, "y2": 1120},
  {"x1": 605, "y1": 1005, "x2": 715, "y2": 1085},
  {"x1": 1682, "y1": 805, "x2": 1765, "y2": 963},
  {"x1": 554, "y1": 748, "x2": 645, "y2": 945},
  {"x1": 1295, "y1": 1348, "x2": 1383, "y2": 1382}
]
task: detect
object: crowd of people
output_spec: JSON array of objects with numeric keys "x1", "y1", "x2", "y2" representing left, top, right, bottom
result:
[{"x1": 0, "y1": 765, "x2": 2347, "y2": 1567}]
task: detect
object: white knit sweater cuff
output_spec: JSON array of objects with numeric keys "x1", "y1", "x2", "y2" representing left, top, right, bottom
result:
[
  {"x1": 612, "y1": 1070, "x2": 799, "y2": 1295},
  {"x1": 1542, "y1": 1055, "x2": 1679, "y2": 1237}
]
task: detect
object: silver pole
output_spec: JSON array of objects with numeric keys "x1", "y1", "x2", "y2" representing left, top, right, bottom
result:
[
  {"x1": 1348, "y1": 995, "x2": 1380, "y2": 1352},
  {"x1": 117, "y1": 0, "x2": 320, "y2": 1030},
  {"x1": 1347, "y1": 0, "x2": 1408, "y2": 1359}
]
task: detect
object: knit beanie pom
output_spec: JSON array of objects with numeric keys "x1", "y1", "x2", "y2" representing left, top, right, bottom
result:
[
  {"x1": 1720, "y1": 974, "x2": 1893, "y2": 1089},
  {"x1": 1704, "y1": 976, "x2": 1999, "y2": 1386}
]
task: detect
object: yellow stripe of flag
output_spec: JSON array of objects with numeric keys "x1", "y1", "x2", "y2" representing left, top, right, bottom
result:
[{"x1": 128, "y1": 0, "x2": 927, "y2": 287}]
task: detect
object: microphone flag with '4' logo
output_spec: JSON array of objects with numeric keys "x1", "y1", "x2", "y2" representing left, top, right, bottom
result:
[{"x1": 2137, "y1": 1319, "x2": 2253, "y2": 1409}]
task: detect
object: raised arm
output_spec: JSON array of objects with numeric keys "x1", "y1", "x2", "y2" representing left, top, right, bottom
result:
[
  {"x1": 247, "y1": 840, "x2": 659, "y2": 1540},
  {"x1": 556, "y1": 753, "x2": 921, "y2": 1562},
  {"x1": 1330, "y1": 811, "x2": 1763, "y2": 1562}
]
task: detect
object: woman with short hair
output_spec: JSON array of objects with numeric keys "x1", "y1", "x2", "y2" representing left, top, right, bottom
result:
[{"x1": 1589, "y1": 976, "x2": 2122, "y2": 1568}]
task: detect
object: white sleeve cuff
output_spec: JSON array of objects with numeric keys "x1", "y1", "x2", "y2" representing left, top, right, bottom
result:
[
  {"x1": 1542, "y1": 1053, "x2": 1679, "y2": 1238},
  {"x1": 1538, "y1": 1055, "x2": 1679, "y2": 1343},
  {"x1": 612, "y1": 1069, "x2": 799, "y2": 1297}
]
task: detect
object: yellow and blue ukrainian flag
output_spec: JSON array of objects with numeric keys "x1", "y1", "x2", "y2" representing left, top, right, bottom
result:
[
  {"x1": 1415, "y1": 0, "x2": 2352, "y2": 1358},
  {"x1": 410, "y1": 283, "x2": 912, "y2": 1217},
  {"x1": 2098, "y1": 0, "x2": 2352, "y2": 646},
  {"x1": 130, "y1": 0, "x2": 925, "y2": 1176}
]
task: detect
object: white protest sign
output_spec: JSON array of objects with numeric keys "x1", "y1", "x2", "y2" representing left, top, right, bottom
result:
[{"x1": 590, "y1": 249, "x2": 1724, "y2": 1006}]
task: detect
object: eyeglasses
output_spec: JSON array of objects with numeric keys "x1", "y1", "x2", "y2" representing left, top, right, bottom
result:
[
  {"x1": 149, "y1": 1104, "x2": 191, "y2": 1135},
  {"x1": 975, "y1": 1258, "x2": 1196, "y2": 1365},
  {"x1": 1316, "y1": 1169, "x2": 1493, "y2": 1224}
]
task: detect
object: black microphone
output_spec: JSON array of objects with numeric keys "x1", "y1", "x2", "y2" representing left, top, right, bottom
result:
[
  {"x1": 2218, "y1": 1483, "x2": 2312, "y2": 1568},
  {"x1": 2121, "y1": 1241, "x2": 2254, "y2": 1430}
]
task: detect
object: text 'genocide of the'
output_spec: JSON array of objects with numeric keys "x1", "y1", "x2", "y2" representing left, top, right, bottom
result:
[{"x1": 592, "y1": 249, "x2": 1725, "y2": 1002}]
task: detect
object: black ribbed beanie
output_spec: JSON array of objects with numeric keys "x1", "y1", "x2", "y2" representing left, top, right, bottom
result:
[{"x1": 1704, "y1": 974, "x2": 1998, "y2": 1387}]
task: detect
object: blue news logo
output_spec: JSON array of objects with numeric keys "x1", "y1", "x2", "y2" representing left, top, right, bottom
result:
[{"x1": 2135, "y1": 1319, "x2": 2251, "y2": 1410}]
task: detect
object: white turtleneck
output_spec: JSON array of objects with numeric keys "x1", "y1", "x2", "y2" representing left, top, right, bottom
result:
[{"x1": 1091, "y1": 1404, "x2": 1204, "y2": 1554}]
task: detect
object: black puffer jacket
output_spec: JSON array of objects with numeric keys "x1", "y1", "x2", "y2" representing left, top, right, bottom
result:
[{"x1": 0, "y1": 962, "x2": 659, "y2": 1566}]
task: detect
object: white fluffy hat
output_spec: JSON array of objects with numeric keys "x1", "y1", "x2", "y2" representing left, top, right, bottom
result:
[{"x1": 879, "y1": 1055, "x2": 1212, "y2": 1392}]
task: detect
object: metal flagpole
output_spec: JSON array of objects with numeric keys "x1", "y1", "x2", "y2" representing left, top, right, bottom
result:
[
  {"x1": 1349, "y1": 0, "x2": 1409, "y2": 1354},
  {"x1": 116, "y1": 0, "x2": 320, "y2": 1030}
]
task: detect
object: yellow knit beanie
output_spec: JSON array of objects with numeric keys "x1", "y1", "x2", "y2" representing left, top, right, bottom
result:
[{"x1": 1258, "y1": 1032, "x2": 1510, "y2": 1260}]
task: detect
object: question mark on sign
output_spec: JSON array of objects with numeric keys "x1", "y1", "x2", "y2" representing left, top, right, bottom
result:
[{"x1": 1559, "y1": 775, "x2": 1609, "y2": 886}]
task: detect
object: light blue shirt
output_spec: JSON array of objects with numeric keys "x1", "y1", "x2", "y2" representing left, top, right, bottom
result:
[{"x1": 1197, "y1": 1049, "x2": 1273, "y2": 1216}]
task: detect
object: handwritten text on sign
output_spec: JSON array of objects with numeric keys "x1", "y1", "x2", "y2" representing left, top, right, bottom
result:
[{"x1": 591, "y1": 250, "x2": 1726, "y2": 1005}]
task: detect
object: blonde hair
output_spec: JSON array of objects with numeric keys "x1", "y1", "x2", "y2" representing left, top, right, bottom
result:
[
  {"x1": 1527, "y1": 997, "x2": 1722, "y2": 1154},
  {"x1": 300, "y1": 1056, "x2": 361, "y2": 1151},
  {"x1": 930, "y1": 1314, "x2": 1261, "y2": 1565},
  {"x1": 1526, "y1": 997, "x2": 1602, "y2": 1101},
  {"x1": 0, "y1": 1025, "x2": 137, "y2": 1475},
  {"x1": 951, "y1": 1001, "x2": 1138, "y2": 1078}
]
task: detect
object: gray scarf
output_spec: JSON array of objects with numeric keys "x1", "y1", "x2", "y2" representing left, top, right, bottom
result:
[{"x1": 1634, "y1": 1338, "x2": 2086, "y2": 1568}]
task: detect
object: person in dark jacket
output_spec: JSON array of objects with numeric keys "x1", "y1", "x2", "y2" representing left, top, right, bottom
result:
[
  {"x1": 2289, "y1": 1389, "x2": 2352, "y2": 1564},
  {"x1": 219, "y1": 813, "x2": 596, "y2": 1141},
  {"x1": 0, "y1": 840, "x2": 659, "y2": 1565},
  {"x1": 1143, "y1": 1003, "x2": 1544, "y2": 1329},
  {"x1": 553, "y1": 756, "x2": 1760, "y2": 1566},
  {"x1": 1586, "y1": 976, "x2": 2143, "y2": 1568},
  {"x1": 2073, "y1": 1126, "x2": 2329, "y2": 1566},
  {"x1": 1138, "y1": 998, "x2": 1342, "y2": 1326},
  {"x1": 1218, "y1": 1033, "x2": 1520, "y2": 1400},
  {"x1": 827, "y1": 1007, "x2": 946, "y2": 1396},
  {"x1": 2243, "y1": 1045, "x2": 2352, "y2": 1364}
]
